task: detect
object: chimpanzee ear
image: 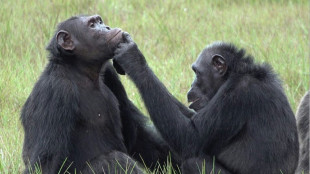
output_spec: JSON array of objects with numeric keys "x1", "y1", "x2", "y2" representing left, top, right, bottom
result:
[
  {"x1": 56, "y1": 30, "x2": 75, "y2": 51},
  {"x1": 212, "y1": 54, "x2": 227, "y2": 75}
]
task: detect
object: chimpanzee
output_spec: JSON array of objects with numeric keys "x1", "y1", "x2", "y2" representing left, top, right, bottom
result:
[
  {"x1": 21, "y1": 15, "x2": 175, "y2": 174},
  {"x1": 295, "y1": 91, "x2": 309, "y2": 174},
  {"x1": 113, "y1": 34, "x2": 299, "y2": 174}
]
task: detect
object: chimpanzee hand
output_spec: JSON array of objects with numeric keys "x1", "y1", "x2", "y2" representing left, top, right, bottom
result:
[
  {"x1": 113, "y1": 32, "x2": 147, "y2": 76},
  {"x1": 112, "y1": 59, "x2": 125, "y2": 75}
]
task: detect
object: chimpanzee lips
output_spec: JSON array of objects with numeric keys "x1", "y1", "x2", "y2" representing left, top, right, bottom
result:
[
  {"x1": 107, "y1": 28, "x2": 122, "y2": 44},
  {"x1": 112, "y1": 30, "x2": 122, "y2": 39}
]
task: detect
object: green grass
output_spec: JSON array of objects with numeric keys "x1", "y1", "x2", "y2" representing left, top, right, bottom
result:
[{"x1": 0, "y1": 0, "x2": 308, "y2": 173}]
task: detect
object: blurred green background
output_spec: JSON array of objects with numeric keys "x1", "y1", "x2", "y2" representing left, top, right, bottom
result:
[{"x1": 0, "y1": 0, "x2": 308, "y2": 173}]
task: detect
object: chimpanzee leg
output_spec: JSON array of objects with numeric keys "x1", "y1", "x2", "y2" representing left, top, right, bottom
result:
[
  {"x1": 81, "y1": 151, "x2": 144, "y2": 174},
  {"x1": 181, "y1": 156, "x2": 232, "y2": 174}
]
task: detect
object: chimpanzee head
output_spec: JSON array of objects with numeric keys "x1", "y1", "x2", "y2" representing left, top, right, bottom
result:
[
  {"x1": 187, "y1": 42, "x2": 252, "y2": 112},
  {"x1": 47, "y1": 15, "x2": 123, "y2": 62}
]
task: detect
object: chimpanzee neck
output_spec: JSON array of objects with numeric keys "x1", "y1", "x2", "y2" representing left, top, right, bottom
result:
[
  {"x1": 50, "y1": 56, "x2": 108, "y2": 83},
  {"x1": 74, "y1": 59, "x2": 105, "y2": 82}
]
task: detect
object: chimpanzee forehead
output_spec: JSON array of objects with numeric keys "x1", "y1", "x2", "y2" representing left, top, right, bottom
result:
[
  {"x1": 198, "y1": 47, "x2": 214, "y2": 62},
  {"x1": 79, "y1": 15, "x2": 92, "y2": 23},
  {"x1": 58, "y1": 16, "x2": 81, "y2": 29},
  {"x1": 193, "y1": 49, "x2": 212, "y2": 70},
  {"x1": 194, "y1": 42, "x2": 229, "y2": 69},
  {"x1": 59, "y1": 15, "x2": 93, "y2": 27}
]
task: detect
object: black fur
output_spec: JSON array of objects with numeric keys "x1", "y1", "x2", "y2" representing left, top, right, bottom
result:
[
  {"x1": 113, "y1": 37, "x2": 299, "y2": 174},
  {"x1": 21, "y1": 15, "x2": 174, "y2": 174}
]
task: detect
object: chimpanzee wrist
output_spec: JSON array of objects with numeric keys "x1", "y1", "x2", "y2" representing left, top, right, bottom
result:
[{"x1": 127, "y1": 63, "x2": 149, "y2": 80}]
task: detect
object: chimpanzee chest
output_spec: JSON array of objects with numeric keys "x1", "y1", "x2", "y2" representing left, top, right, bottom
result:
[
  {"x1": 78, "y1": 84, "x2": 121, "y2": 129},
  {"x1": 68, "y1": 83, "x2": 126, "y2": 168},
  {"x1": 71, "y1": 81, "x2": 126, "y2": 154}
]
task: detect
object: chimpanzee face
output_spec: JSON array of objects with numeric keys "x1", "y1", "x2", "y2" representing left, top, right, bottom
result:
[
  {"x1": 187, "y1": 46, "x2": 227, "y2": 112},
  {"x1": 56, "y1": 15, "x2": 124, "y2": 61}
]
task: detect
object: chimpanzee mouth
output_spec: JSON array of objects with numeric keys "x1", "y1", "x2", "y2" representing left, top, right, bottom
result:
[
  {"x1": 112, "y1": 30, "x2": 122, "y2": 38},
  {"x1": 107, "y1": 29, "x2": 122, "y2": 44},
  {"x1": 189, "y1": 98, "x2": 200, "y2": 109}
]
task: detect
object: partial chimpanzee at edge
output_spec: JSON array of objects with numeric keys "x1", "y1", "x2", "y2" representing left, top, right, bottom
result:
[
  {"x1": 295, "y1": 91, "x2": 309, "y2": 174},
  {"x1": 113, "y1": 34, "x2": 299, "y2": 174},
  {"x1": 21, "y1": 15, "x2": 175, "y2": 174}
]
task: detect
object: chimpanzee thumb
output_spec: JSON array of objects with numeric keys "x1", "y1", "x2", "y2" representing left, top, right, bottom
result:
[{"x1": 113, "y1": 59, "x2": 126, "y2": 75}]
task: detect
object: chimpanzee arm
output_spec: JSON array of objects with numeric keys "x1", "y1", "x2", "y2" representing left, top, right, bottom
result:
[
  {"x1": 113, "y1": 34, "x2": 247, "y2": 158},
  {"x1": 101, "y1": 62, "x2": 178, "y2": 168},
  {"x1": 21, "y1": 68, "x2": 79, "y2": 174},
  {"x1": 113, "y1": 36, "x2": 201, "y2": 157},
  {"x1": 192, "y1": 77, "x2": 249, "y2": 154},
  {"x1": 101, "y1": 62, "x2": 142, "y2": 151},
  {"x1": 101, "y1": 62, "x2": 129, "y2": 107},
  {"x1": 113, "y1": 59, "x2": 194, "y2": 120},
  {"x1": 173, "y1": 97, "x2": 195, "y2": 118}
]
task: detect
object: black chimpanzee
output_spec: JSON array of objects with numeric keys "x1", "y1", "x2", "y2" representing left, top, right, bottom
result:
[
  {"x1": 21, "y1": 15, "x2": 175, "y2": 174},
  {"x1": 113, "y1": 34, "x2": 299, "y2": 174},
  {"x1": 295, "y1": 91, "x2": 309, "y2": 174}
]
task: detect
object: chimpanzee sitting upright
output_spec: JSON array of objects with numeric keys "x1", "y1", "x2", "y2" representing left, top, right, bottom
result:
[
  {"x1": 113, "y1": 34, "x2": 299, "y2": 174},
  {"x1": 295, "y1": 91, "x2": 309, "y2": 174},
  {"x1": 21, "y1": 15, "x2": 175, "y2": 174}
]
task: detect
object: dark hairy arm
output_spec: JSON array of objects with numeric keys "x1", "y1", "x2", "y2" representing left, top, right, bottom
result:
[
  {"x1": 101, "y1": 62, "x2": 144, "y2": 151},
  {"x1": 113, "y1": 34, "x2": 200, "y2": 157},
  {"x1": 101, "y1": 62, "x2": 178, "y2": 167},
  {"x1": 113, "y1": 34, "x2": 247, "y2": 158}
]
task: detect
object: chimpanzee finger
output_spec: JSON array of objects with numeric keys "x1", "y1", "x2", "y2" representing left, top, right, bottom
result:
[{"x1": 122, "y1": 32, "x2": 133, "y2": 43}]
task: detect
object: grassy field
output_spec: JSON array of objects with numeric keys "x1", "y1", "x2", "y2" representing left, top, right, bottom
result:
[{"x1": 0, "y1": 0, "x2": 309, "y2": 173}]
